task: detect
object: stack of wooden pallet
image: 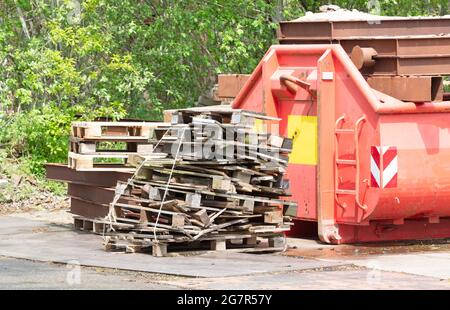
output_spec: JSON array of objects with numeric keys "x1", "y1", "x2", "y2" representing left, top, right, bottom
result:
[
  {"x1": 47, "y1": 120, "x2": 166, "y2": 224},
  {"x1": 103, "y1": 106, "x2": 296, "y2": 256},
  {"x1": 69, "y1": 121, "x2": 165, "y2": 171}
]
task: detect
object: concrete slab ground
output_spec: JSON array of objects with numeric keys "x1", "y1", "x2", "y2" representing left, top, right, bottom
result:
[
  {"x1": 0, "y1": 211, "x2": 449, "y2": 289},
  {"x1": 161, "y1": 267, "x2": 450, "y2": 290},
  {"x1": 2, "y1": 255, "x2": 449, "y2": 290},
  {"x1": 0, "y1": 216, "x2": 345, "y2": 278},
  {"x1": 0, "y1": 257, "x2": 179, "y2": 290},
  {"x1": 348, "y1": 253, "x2": 450, "y2": 279},
  {"x1": 285, "y1": 238, "x2": 450, "y2": 280}
]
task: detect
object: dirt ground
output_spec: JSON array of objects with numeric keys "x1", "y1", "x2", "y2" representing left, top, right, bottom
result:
[{"x1": 0, "y1": 175, "x2": 68, "y2": 216}]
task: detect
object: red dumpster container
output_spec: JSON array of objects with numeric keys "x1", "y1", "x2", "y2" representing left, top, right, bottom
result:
[{"x1": 233, "y1": 44, "x2": 450, "y2": 244}]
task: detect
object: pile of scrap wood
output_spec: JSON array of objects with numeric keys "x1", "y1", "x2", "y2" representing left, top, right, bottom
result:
[{"x1": 103, "y1": 106, "x2": 297, "y2": 256}]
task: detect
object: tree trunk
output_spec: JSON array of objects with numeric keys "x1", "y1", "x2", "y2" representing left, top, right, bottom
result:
[{"x1": 15, "y1": 0, "x2": 30, "y2": 40}]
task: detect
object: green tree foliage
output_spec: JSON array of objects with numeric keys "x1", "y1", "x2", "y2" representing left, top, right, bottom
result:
[
  {"x1": 0, "y1": 0, "x2": 280, "y2": 119},
  {"x1": 0, "y1": 0, "x2": 448, "y2": 175}
]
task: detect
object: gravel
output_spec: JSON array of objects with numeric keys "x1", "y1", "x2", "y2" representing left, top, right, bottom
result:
[{"x1": 0, "y1": 188, "x2": 69, "y2": 216}]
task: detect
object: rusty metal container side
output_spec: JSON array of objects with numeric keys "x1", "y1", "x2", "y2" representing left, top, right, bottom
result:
[
  {"x1": 70, "y1": 197, "x2": 110, "y2": 219},
  {"x1": 46, "y1": 164, "x2": 134, "y2": 219},
  {"x1": 279, "y1": 17, "x2": 450, "y2": 41},
  {"x1": 233, "y1": 44, "x2": 450, "y2": 244},
  {"x1": 277, "y1": 16, "x2": 450, "y2": 102},
  {"x1": 217, "y1": 74, "x2": 251, "y2": 99},
  {"x1": 279, "y1": 34, "x2": 450, "y2": 76},
  {"x1": 67, "y1": 183, "x2": 116, "y2": 206},
  {"x1": 366, "y1": 76, "x2": 443, "y2": 102},
  {"x1": 45, "y1": 163, "x2": 132, "y2": 187}
]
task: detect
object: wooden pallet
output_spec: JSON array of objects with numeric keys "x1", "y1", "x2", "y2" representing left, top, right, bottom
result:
[
  {"x1": 73, "y1": 216, "x2": 134, "y2": 234},
  {"x1": 73, "y1": 216, "x2": 286, "y2": 255},
  {"x1": 104, "y1": 232, "x2": 286, "y2": 257},
  {"x1": 168, "y1": 106, "x2": 281, "y2": 126},
  {"x1": 71, "y1": 122, "x2": 167, "y2": 140},
  {"x1": 68, "y1": 152, "x2": 167, "y2": 171},
  {"x1": 128, "y1": 179, "x2": 296, "y2": 212},
  {"x1": 73, "y1": 216, "x2": 177, "y2": 235},
  {"x1": 69, "y1": 139, "x2": 155, "y2": 155}
]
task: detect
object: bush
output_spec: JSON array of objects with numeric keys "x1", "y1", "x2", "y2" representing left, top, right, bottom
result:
[
  {"x1": 0, "y1": 106, "x2": 70, "y2": 175},
  {"x1": 0, "y1": 104, "x2": 126, "y2": 176}
]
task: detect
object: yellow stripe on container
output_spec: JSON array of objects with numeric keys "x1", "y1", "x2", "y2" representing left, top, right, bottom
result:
[{"x1": 288, "y1": 115, "x2": 318, "y2": 165}]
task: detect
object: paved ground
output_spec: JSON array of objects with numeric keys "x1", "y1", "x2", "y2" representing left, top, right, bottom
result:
[
  {"x1": 161, "y1": 267, "x2": 450, "y2": 290},
  {"x1": 0, "y1": 210, "x2": 449, "y2": 290},
  {"x1": 2, "y1": 256, "x2": 449, "y2": 290},
  {"x1": 0, "y1": 257, "x2": 178, "y2": 290},
  {"x1": 285, "y1": 238, "x2": 450, "y2": 280},
  {"x1": 0, "y1": 216, "x2": 345, "y2": 278}
]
